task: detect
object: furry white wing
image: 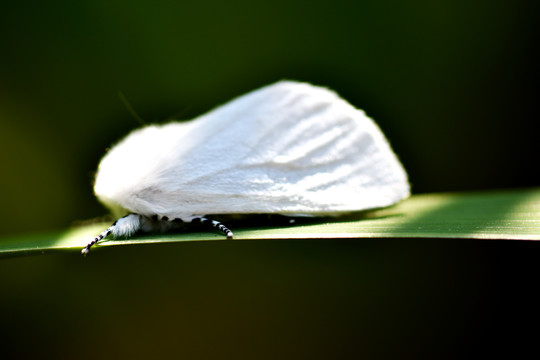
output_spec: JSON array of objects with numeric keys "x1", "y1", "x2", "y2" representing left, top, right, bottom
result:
[{"x1": 94, "y1": 81, "x2": 409, "y2": 218}]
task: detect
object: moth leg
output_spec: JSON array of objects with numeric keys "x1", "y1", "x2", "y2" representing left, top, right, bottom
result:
[
  {"x1": 82, "y1": 213, "x2": 141, "y2": 256},
  {"x1": 191, "y1": 217, "x2": 234, "y2": 239},
  {"x1": 82, "y1": 225, "x2": 114, "y2": 256}
]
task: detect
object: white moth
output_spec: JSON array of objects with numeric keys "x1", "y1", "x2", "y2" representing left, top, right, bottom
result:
[{"x1": 82, "y1": 81, "x2": 409, "y2": 255}]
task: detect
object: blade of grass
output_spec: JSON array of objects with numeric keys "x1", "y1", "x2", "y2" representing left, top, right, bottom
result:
[{"x1": 1, "y1": 187, "x2": 539, "y2": 258}]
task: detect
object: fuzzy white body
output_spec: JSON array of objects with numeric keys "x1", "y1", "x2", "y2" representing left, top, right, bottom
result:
[{"x1": 95, "y1": 81, "x2": 409, "y2": 223}]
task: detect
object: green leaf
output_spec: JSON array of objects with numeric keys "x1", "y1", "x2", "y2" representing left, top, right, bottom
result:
[{"x1": 1, "y1": 188, "x2": 539, "y2": 258}]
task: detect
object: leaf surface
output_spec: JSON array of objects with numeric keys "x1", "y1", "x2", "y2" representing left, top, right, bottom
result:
[{"x1": 1, "y1": 188, "x2": 539, "y2": 258}]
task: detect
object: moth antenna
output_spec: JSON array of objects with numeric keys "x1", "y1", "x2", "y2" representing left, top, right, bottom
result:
[
  {"x1": 118, "y1": 91, "x2": 146, "y2": 126},
  {"x1": 81, "y1": 221, "x2": 117, "y2": 256},
  {"x1": 191, "y1": 217, "x2": 234, "y2": 239}
]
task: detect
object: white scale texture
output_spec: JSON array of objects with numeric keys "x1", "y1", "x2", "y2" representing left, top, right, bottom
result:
[{"x1": 94, "y1": 81, "x2": 410, "y2": 221}]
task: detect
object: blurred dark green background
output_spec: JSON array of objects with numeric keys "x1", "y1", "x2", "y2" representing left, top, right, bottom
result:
[
  {"x1": 1, "y1": 1, "x2": 539, "y2": 358},
  {"x1": 0, "y1": 0, "x2": 537, "y2": 236}
]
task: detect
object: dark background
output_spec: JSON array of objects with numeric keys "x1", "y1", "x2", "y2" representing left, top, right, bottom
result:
[
  {"x1": 1, "y1": 1, "x2": 539, "y2": 358},
  {"x1": 0, "y1": 0, "x2": 537, "y2": 236},
  {"x1": 1, "y1": 238, "x2": 539, "y2": 359}
]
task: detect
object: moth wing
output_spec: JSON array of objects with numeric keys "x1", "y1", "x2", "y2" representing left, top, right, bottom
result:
[{"x1": 95, "y1": 81, "x2": 409, "y2": 218}]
